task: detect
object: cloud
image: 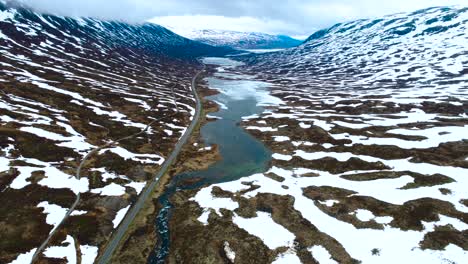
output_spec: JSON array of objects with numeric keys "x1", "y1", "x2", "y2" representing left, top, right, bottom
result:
[
  {"x1": 149, "y1": 15, "x2": 305, "y2": 38},
  {"x1": 9, "y1": 0, "x2": 468, "y2": 36}
]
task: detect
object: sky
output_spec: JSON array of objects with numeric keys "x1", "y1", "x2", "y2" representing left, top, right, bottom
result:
[{"x1": 10, "y1": 0, "x2": 468, "y2": 39}]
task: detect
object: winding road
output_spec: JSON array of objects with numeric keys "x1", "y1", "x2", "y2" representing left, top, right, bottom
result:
[{"x1": 96, "y1": 64, "x2": 205, "y2": 264}]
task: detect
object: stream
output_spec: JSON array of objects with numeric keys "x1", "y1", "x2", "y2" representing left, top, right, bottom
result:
[{"x1": 149, "y1": 57, "x2": 280, "y2": 263}]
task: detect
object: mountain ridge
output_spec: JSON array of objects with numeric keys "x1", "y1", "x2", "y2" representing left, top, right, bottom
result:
[
  {"x1": 242, "y1": 6, "x2": 468, "y2": 89},
  {"x1": 0, "y1": 2, "x2": 227, "y2": 263},
  {"x1": 0, "y1": 1, "x2": 233, "y2": 59},
  {"x1": 179, "y1": 29, "x2": 302, "y2": 49}
]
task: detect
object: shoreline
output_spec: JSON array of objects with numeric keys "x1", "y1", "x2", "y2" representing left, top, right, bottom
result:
[{"x1": 106, "y1": 65, "x2": 224, "y2": 263}]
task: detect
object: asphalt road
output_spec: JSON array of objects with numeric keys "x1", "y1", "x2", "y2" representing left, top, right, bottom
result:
[
  {"x1": 31, "y1": 82, "x2": 189, "y2": 264},
  {"x1": 96, "y1": 64, "x2": 205, "y2": 264}
]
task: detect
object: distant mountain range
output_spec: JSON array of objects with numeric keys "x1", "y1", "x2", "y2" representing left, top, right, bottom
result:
[{"x1": 180, "y1": 29, "x2": 302, "y2": 50}]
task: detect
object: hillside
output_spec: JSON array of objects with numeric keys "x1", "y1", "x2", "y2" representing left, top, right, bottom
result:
[
  {"x1": 0, "y1": 2, "x2": 227, "y2": 263},
  {"x1": 169, "y1": 6, "x2": 468, "y2": 264},
  {"x1": 243, "y1": 6, "x2": 468, "y2": 88}
]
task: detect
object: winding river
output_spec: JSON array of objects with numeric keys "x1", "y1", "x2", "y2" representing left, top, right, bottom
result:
[{"x1": 149, "y1": 57, "x2": 280, "y2": 263}]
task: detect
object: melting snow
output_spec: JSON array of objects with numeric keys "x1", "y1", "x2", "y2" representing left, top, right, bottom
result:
[
  {"x1": 233, "y1": 212, "x2": 296, "y2": 249},
  {"x1": 113, "y1": 205, "x2": 130, "y2": 228}
]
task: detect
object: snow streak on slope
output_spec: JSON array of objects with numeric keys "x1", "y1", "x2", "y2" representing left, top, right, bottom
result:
[{"x1": 0, "y1": 2, "x2": 227, "y2": 263}]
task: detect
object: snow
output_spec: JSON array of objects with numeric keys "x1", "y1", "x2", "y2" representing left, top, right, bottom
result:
[
  {"x1": 319, "y1": 200, "x2": 340, "y2": 207},
  {"x1": 15, "y1": 70, "x2": 105, "y2": 108},
  {"x1": 273, "y1": 136, "x2": 290, "y2": 142},
  {"x1": 246, "y1": 126, "x2": 278, "y2": 132},
  {"x1": 164, "y1": 129, "x2": 173, "y2": 136},
  {"x1": 126, "y1": 181, "x2": 146, "y2": 195},
  {"x1": 272, "y1": 153, "x2": 293, "y2": 161},
  {"x1": 70, "y1": 210, "x2": 87, "y2": 216},
  {"x1": 37, "y1": 201, "x2": 68, "y2": 231},
  {"x1": 20, "y1": 126, "x2": 69, "y2": 141},
  {"x1": 191, "y1": 159, "x2": 468, "y2": 263},
  {"x1": 354, "y1": 209, "x2": 375, "y2": 222},
  {"x1": 80, "y1": 245, "x2": 98, "y2": 264},
  {"x1": 20, "y1": 125, "x2": 94, "y2": 152},
  {"x1": 331, "y1": 125, "x2": 468, "y2": 150},
  {"x1": 8, "y1": 248, "x2": 36, "y2": 264},
  {"x1": 36, "y1": 165, "x2": 89, "y2": 194},
  {"x1": 322, "y1": 143, "x2": 334, "y2": 149},
  {"x1": 206, "y1": 114, "x2": 221, "y2": 119},
  {"x1": 104, "y1": 146, "x2": 164, "y2": 165},
  {"x1": 197, "y1": 210, "x2": 211, "y2": 225},
  {"x1": 91, "y1": 168, "x2": 118, "y2": 181},
  {"x1": 180, "y1": 29, "x2": 297, "y2": 50},
  {"x1": 312, "y1": 120, "x2": 335, "y2": 131},
  {"x1": 124, "y1": 97, "x2": 151, "y2": 110},
  {"x1": 6, "y1": 153, "x2": 88, "y2": 194},
  {"x1": 272, "y1": 250, "x2": 301, "y2": 264},
  {"x1": 233, "y1": 212, "x2": 296, "y2": 249},
  {"x1": 309, "y1": 246, "x2": 338, "y2": 264},
  {"x1": 375, "y1": 216, "x2": 394, "y2": 224},
  {"x1": 43, "y1": 235, "x2": 76, "y2": 263},
  {"x1": 91, "y1": 182, "x2": 126, "y2": 196},
  {"x1": 191, "y1": 186, "x2": 239, "y2": 215},
  {"x1": 296, "y1": 197, "x2": 468, "y2": 264},
  {"x1": 113, "y1": 205, "x2": 130, "y2": 228},
  {"x1": 199, "y1": 146, "x2": 213, "y2": 151},
  {"x1": 0, "y1": 9, "x2": 15, "y2": 22},
  {"x1": 223, "y1": 241, "x2": 236, "y2": 262},
  {"x1": 299, "y1": 122, "x2": 311, "y2": 129}
]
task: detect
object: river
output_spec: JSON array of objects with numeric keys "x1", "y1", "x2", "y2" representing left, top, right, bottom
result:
[{"x1": 149, "y1": 57, "x2": 281, "y2": 263}]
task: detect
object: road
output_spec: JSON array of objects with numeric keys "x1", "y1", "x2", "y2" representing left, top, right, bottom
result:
[
  {"x1": 96, "y1": 64, "x2": 205, "y2": 264},
  {"x1": 31, "y1": 83, "x2": 189, "y2": 263},
  {"x1": 31, "y1": 131, "x2": 117, "y2": 263}
]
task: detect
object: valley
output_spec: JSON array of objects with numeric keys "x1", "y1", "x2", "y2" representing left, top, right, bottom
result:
[
  {"x1": 0, "y1": 2, "x2": 467, "y2": 264},
  {"x1": 147, "y1": 6, "x2": 468, "y2": 264}
]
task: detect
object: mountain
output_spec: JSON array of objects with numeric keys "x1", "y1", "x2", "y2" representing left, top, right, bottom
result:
[
  {"x1": 0, "y1": 3, "x2": 232, "y2": 59},
  {"x1": 243, "y1": 6, "x2": 468, "y2": 89},
  {"x1": 0, "y1": 2, "x2": 229, "y2": 263},
  {"x1": 180, "y1": 29, "x2": 302, "y2": 50},
  {"x1": 206, "y1": 6, "x2": 467, "y2": 263}
]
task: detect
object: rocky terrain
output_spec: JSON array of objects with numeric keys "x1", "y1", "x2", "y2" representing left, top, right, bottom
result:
[
  {"x1": 0, "y1": 2, "x2": 229, "y2": 263},
  {"x1": 177, "y1": 29, "x2": 302, "y2": 50},
  {"x1": 2, "y1": 2, "x2": 468, "y2": 263},
  {"x1": 169, "y1": 6, "x2": 468, "y2": 264}
]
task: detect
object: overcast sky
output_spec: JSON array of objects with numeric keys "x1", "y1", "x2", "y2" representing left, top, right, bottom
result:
[{"x1": 12, "y1": 0, "x2": 468, "y2": 39}]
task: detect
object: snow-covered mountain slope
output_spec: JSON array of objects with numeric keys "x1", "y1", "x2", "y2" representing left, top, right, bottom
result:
[
  {"x1": 181, "y1": 29, "x2": 302, "y2": 50},
  {"x1": 244, "y1": 6, "x2": 468, "y2": 89},
  {"x1": 0, "y1": 2, "x2": 227, "y2": 263}
]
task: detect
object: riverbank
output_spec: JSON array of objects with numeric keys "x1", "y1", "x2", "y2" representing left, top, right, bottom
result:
[
  {"x1": 152, "y1": 57, "x2": 283, "y2": 263},
  {"x1": 180, "y1": 63, "x2": 468, "y2": 263},
  {"x1": 152, "y1": 55, "x2": 468, "y2": 264},
  {"x1": 106, "y1": 66, "x2": 223, "y2": 263}
]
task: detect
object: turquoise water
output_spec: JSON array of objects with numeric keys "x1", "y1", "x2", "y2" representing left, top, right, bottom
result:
[{"x1": 150, "y1": 58, "x2": 274, "y2": 263}]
